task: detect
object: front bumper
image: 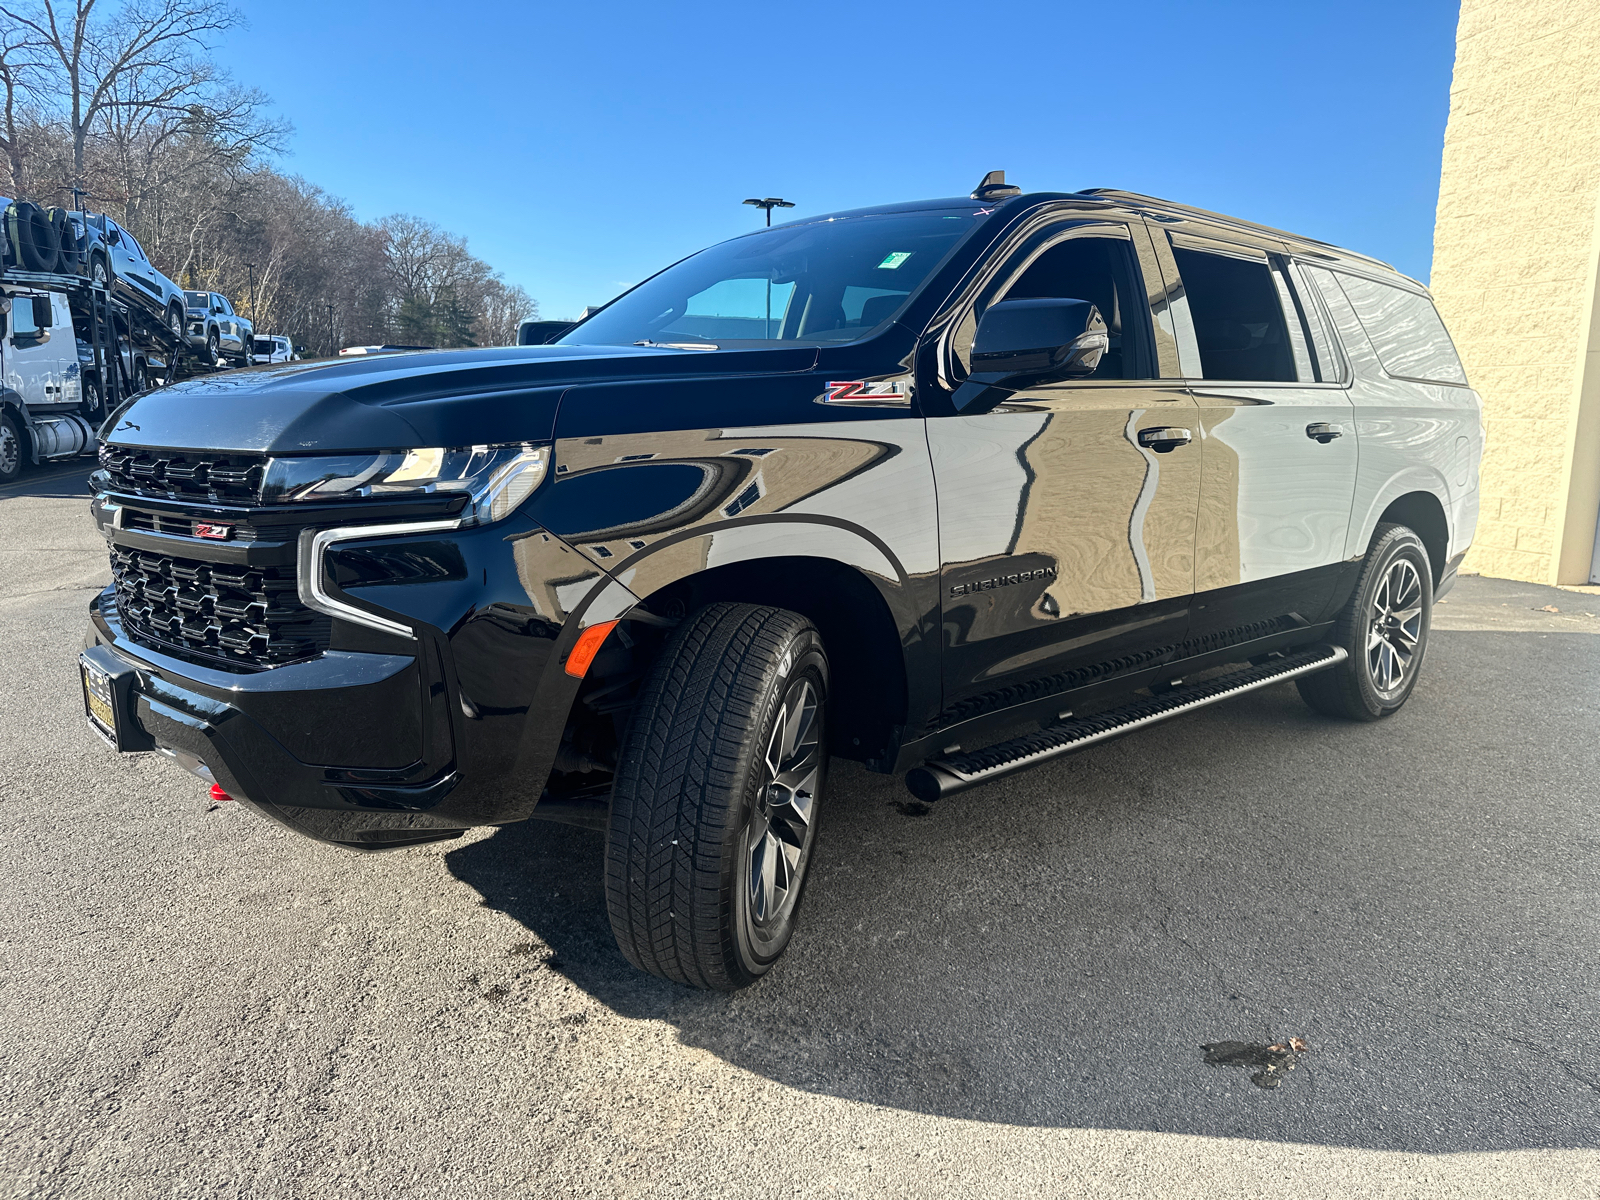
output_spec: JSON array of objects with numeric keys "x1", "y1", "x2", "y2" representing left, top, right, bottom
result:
[
  {"x1": 82, "y1": 505, "x2": 643, "y2": 849},
  {"x1": 85, "y1": 592, "x2": 474, "y2": 848}
]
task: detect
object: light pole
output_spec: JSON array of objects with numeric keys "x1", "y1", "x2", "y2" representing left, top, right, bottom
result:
[
  {"x1": 325, "y1": 303, "x2": 335, "y2": 357},
  {"x1": 742, "y1": 197, "x2": 794, "y2": 227},
  {"x1": 244, "y1": 263, "x2": 256, "y2": 320}
]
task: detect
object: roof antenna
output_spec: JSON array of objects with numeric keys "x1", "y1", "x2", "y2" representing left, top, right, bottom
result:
[{"x1": 971, "y1": 170, "x2": 1022, "y2": 201}]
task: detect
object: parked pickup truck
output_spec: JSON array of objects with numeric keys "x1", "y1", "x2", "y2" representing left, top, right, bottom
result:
[
  {"x1": 184, "y1": 291, "x2": 252, "y2": 366},
  {"x1": 80, "y1": 174, "x2": 1481, "y2": 990}
]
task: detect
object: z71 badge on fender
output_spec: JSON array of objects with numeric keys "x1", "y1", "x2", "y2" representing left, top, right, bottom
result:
[{"x1": 820, "y1": 379, "x2": 911, "y2": 407}]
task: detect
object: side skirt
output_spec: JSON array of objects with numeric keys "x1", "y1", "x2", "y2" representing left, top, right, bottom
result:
[{"x1": 906, "y1": 645, "x2": 1346, "y2": 801}]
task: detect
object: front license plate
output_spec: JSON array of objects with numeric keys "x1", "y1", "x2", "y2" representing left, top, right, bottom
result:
[{"x1": 81, "y1": 658, "x2": 118, "y2": 744}]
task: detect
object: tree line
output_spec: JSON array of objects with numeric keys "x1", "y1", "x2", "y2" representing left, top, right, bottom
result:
[{"x1": 0, "y1": 0, "x2": 535, "y2": 353}]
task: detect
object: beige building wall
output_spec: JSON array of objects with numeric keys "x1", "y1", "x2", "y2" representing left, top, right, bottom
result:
[{"x1": 1431, "y1": 0, "x2": 1600, "y2": 585}]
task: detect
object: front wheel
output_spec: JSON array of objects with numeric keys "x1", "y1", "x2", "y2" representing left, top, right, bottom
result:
[
  {"x1": 1298, "y1": 522, "x2": 1433, "y2": 721},
  {"x1": 206, "y1": 329, "x2": 221, "y2": 366},
  {"x1": 0, "y1": 411, "x2": 23, "y2": 484},
  {"x1": 606, "y1": 602, "x2": 829, "y2": 990},
  {"x1": 167, "y1": 306, "x2": 184, "y2": 343}
]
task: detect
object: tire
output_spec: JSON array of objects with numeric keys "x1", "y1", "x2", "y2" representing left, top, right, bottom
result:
[
  {"x1": 89, "y1": 251, "x2": 110, "y2": 289},
  {"x1": 168, "y1": 306, "x2": 184, "y2": 343},
  {"x1": 1297, "y1": 522, "x2": 1433, "y2": 721},
  {"x1": 83, "y1": 376, "x2": 104, "y2": 416},
  {"x1": 48, "y1": 208, "x2": 81, "y2": 273},
  {"x1": 6, "y1": 201, "x2": 58, "y2": 272},
  {"x1": 606, "y1": 602, "x2": 829, "y2": 990},
  {"x1": 0, "y1": 411, "x2": 24, "y2": 484},
  {"x1": 206, "y1": 328, "x2": 220, "y2": 366},
  {"x1": 134, "y1": 360, "x2": 149, "y2": 394}
]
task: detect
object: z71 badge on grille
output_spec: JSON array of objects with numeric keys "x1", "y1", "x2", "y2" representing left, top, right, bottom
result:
[
  {"x1": 193, "y1": 522, "x2": 233, "y2": 540},
  {"x1": 820, "y1": 379, "x2": 911, "y2": 407}
]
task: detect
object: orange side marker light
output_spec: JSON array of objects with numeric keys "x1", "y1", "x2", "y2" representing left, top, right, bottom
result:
[{"x1": 565, "y1": 620, "x2": 620, "y2": 678}]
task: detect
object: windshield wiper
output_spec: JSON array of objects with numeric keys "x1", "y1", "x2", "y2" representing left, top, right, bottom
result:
[{"x1": 633, "y1": 340, "x2": 718, "y2": 351}]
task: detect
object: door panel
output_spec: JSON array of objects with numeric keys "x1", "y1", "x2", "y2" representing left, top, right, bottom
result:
[
  {"x1": 932, "y1": 385, "x2": 1201, "y2": 706},
  {"x1": 931, "y1": 219, "x2": 1203, "y2": 716},
  {"x1": 1151, "y1": 223, "x2": 1358, "y2": 633}
]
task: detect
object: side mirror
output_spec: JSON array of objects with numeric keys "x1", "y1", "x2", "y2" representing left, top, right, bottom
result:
[
  {"x1": 970, "y1": 297, "x2": 1108, "y2": 382},
  {"x1": 32, "y1": 296, "x2": 52, "y2": 329}
]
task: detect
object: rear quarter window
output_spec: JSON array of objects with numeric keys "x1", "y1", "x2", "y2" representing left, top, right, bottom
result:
[{"x1": 1332, "y1": 273, "x2": 1467, "y2": 385}]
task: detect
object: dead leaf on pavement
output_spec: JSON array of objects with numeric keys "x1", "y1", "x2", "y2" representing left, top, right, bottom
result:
[{"x1": 1539, "y1": 605, "x2": 1560, "y2": 613}]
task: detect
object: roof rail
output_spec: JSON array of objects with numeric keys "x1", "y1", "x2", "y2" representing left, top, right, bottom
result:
[{"x1": 1074, "y1": 188, "x2": 1398, "y2": 274}]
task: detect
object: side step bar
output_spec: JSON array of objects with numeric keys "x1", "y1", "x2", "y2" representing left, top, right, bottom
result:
[{"x1": 905, "y1": 645, "x2": 1348, "y2": 802}]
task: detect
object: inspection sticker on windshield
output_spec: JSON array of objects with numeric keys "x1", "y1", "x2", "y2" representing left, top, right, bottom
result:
[
  {"x1": 877, "y1": 252, "x2": 913, "y2": 269},
  {"x1": 821, "y1": 379, "x2": 911, "y2": 407}
]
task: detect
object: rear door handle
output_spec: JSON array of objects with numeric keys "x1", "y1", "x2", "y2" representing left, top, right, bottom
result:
[
  {"x1": 1138, "y1": 426, "x2": 1192, "y2": 452},
  {"x1": 1306, "y1": 422, "x2": 1344, "y2": 443}
]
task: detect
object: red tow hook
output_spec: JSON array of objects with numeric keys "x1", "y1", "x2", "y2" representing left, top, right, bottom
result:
[{"x1": 209, "y1": 783, "x2": 234, "y2": 803}]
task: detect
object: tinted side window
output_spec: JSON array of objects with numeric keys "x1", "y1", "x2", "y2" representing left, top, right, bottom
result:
[
  {"x1": 1000, "y1": 236, "x2": 1152, "y2": 380},
  {"x1": 1171, "y1": 246, "x2": 1295, "y2": 382},
  {"x1": 1334, "y1": 273, "x2": 1467, "y2": 385}
]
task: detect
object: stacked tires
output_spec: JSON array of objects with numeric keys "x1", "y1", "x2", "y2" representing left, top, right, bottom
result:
[{"x1": 4, "y1": 202, "x2": 84, "y2": 274}]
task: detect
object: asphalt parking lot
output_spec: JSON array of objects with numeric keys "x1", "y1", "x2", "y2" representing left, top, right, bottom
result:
[{"x1": 3, "y1": 463, "x2": 1598, "y2": 1198}]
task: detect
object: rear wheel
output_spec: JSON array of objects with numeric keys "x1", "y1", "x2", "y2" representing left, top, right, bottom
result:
[
  {"x1": 1297, "y1": 522, "x2": 1433, "y2": 721},
  {"x1": 605, "y1": 602, "x2": 828, "y2": 990}
]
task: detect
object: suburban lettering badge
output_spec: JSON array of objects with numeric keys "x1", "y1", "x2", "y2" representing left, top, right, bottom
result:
[{"x1": 950, "y1": 565, "x2": 1058, "y2": 596}]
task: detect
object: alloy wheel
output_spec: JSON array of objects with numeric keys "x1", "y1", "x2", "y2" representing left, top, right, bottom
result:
[
  {"x1": 1367, "y1": 558, "x2": 1424, "y2": 696},
  {"x1": 745, "y1": 677, "x2": 821, "y2": 934},
  {"x1": 0, "y1": 420, "x2": 18, "y2": 478}
]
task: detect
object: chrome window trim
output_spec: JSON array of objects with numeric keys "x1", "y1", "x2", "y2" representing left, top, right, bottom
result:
[{"x1": 298, "y1": 519, "x2": 463, "y2": 639}]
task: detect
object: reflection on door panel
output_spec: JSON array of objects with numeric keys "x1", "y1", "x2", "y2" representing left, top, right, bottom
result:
[
  {"x1": 932, "y1": 229, "x2": 1201, "y2": 709},
  {"x1": 1157, "y1": 232, "x2": 1358, "y2": 625}
]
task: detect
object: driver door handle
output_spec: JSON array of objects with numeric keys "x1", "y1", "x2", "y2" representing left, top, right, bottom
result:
[
  {"x1": 1138, "y1": 426, "x2": 1192, "y2": 452},
  {"x1": 1306, "y1": 422, "x2": 1344, "y2": 443}
]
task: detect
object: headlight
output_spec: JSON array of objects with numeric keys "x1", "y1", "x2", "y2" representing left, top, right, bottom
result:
[{"x1": 261, "y1": 444, "x2": 550, "y2": 524}]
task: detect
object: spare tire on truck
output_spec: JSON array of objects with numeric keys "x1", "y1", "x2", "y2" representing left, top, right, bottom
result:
[
  {"x1": 5, "y1": 202, "x2": 60, "y2": 272},
  {"x1": 48, "y1": 208, "x2": 82, "y2": 273}
]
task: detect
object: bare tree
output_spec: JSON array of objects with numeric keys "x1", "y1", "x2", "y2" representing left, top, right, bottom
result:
[{"x1": 0, "y1": 0, "x2": 243, "y2": 180}]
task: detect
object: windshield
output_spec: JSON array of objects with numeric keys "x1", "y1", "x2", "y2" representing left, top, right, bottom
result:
[
  {"x1": 185, "y1": 291, "x2": 208, "y2": 307},
  {"x1": 559, "y1": 209, "x2": 987, "y2": 349}
]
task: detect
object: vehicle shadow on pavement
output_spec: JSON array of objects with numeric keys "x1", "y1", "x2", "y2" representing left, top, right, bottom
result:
[{"x1": 447, "y1": 625, "x2": 1600, "y2": 1153}]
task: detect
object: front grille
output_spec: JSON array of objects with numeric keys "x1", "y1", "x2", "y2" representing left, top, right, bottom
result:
[
  {"x1": 110, "y1": 545, "x2": 329, "y2": 669},
  {"x1": 100, "y1": 445, "x2": 265, "y2": 503},
  {"x1": 123, "y1": 509, "x2": 259, "y2": 541}
]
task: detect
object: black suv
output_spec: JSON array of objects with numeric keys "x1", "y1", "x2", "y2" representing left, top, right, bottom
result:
[{"x1": 81, "y1": 175, "x2": 1481, "y2": 990}]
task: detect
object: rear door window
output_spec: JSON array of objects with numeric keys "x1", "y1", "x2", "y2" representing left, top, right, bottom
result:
[
  {"x1": 1169, "y1": 240, "x2": 1296, "y2": 382},
  {"x1": 1333, "y1": 273, "x2": 1467, "y2": 385}
]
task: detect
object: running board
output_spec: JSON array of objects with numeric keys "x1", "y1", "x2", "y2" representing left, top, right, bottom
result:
[{"x1": 904, "y1": 645, "x2": 1348, "y2": 802}]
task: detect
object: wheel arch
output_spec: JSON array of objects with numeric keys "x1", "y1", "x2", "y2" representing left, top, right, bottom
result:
[
  {"x1": 1376, "y1": 490, "x2": 1450, "y2": 585},
  {"x1": 628, "y1": 548, "x2": 914, "y2": 769}
]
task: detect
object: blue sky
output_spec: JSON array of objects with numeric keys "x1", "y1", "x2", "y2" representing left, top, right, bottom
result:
[{"x1": 214, "y1": 0, "x2": 1460, "y2": 321}]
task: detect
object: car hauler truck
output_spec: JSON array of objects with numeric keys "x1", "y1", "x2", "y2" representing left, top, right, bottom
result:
[{"x1": 0, "y1": 224, "x2": 194, "y2": 485}]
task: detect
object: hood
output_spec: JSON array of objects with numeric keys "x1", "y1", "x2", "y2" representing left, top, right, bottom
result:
[{"x1": 99, "y1": 343, "x2": 819, "y2": 454}]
